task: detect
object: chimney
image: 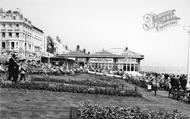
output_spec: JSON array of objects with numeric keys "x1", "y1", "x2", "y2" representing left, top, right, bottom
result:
[
  {"x1": 16, "y1": 8, "x2": 21, "y2": 13},
  {"x1": 83, "y1": 49, "x2": 86, "y2": 53},
  {"x1": 76, "y1": 45, "x2": 80, "y2": 50}
]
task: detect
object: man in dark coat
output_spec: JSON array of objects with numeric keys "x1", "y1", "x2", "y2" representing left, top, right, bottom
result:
[
  {"x1": 170, "y1": 75, "x2": 180, "y2": 90},
  {"x1": 7, "y1": 54, "x2": 18, "y2": 82},
  {"x1": 13, "y1": 58, "x2": 19, "y2": 83},
  {"x1": 179, "y1": 75, "x2": 187, "y2": 91}
]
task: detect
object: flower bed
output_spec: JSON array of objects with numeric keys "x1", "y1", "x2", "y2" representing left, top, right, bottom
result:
[
  {"x1": 120, "y1": 74, "x2": 148, "y2": 89},
  {"x1": 0, "y1": 81, "x2": 142, "y2": 97},
  {"x1": 125, "y1": 76, "x2": 148, "y2": 89},
  {"x1": 76, "y1": 103, "x2": 189, "y2": 119},
  {"x1": 31, "y1": 77, "x2": 119, "y2": 88}
]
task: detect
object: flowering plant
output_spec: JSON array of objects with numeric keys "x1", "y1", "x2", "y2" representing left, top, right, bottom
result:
[{"x1": 77, "y1": 103, "x2": 189, "y2": 119}]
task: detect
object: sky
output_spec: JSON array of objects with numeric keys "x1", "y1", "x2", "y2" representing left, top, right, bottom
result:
[{"x1": 0, "y1": 0, "x2": 190, "y2": 68}]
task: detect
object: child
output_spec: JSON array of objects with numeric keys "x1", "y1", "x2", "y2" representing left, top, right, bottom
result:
[{"x1": 19, "y1": 60, "x2": 27, "y2": 81}]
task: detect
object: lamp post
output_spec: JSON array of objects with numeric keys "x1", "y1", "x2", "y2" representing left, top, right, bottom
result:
[
  {"x1": 183, "y1": 26, "x2": 190, "y2": 90},
  {"x1": 186, "y1": 28, "x2": 190, "y2": 90}
]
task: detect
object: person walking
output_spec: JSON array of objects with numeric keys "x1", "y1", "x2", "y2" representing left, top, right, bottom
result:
[
  {"x1": 12, "y1": 57, "x2": 19, "y2": 83},
  {"x1": 7, "y1": 54, "x2": 18, "y2": 82}
]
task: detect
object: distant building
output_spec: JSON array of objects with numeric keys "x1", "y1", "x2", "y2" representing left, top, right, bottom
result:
[
  {"x1": 0, "y1": 8, "x2": 46, "y2": 59},
  {"x1": 110, "y1": 47, "x2": 144, "y2": 71},
  {"x1": 53, "y1": 36, "x2": 70, "y2": 55},
  {"x1": 61, "y1": 46, "x2": 144, "y2": 72},
  {"x1": 88, "y1": 47, "x2": 144, "y2": 72}
]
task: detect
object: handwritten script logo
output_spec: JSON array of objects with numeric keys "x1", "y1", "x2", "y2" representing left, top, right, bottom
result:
[{"x1": 143, "y1": 9, "x2": 180, "y2": 31}]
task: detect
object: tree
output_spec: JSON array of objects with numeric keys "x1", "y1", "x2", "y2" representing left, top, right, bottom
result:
[{"x1": 47, "y1": 36, "x2": 56, "y2": 54}]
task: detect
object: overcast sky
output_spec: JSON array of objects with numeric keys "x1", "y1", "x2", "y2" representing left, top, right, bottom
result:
[{"x1": 0, "y1": 0, "x2": 190, "y2": 68}]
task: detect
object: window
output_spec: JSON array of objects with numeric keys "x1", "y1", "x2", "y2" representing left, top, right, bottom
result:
[
  {"x1": 16, "y1": 24, "x2": 19, "y2": 27},
  {"x1": 127, "y1": 64, "x2": 130, "y2": 71},
  {"x1": 11, "y1": 42, "x2": 15, "y2": 49},
  {"x1": 16, "y1": 33, "x2": 19, "y2": 38},
  {"x1": 131, "y1": 64, "x2": 134, "y2": 71},
  {"x1": 29, "y1": 44, "x2": 31, "y2": 49},
  {"x1": 9, "y1": 32, "x2": 12, "y2": 37},
  {"x1": 2, "y1": 32, "x2": 5, "y2": 37},
  {"x1": 16, "y1": 42, "x2": 19, "y2": 49},
  {"x1": 13, "y1": 16, "x2": 16, "y2": 20},
  {"x1": 135, "y1": 64, "x2": 139, "y2": 71},
  {"x1": 2, "y1": 42, "x2": 5, "y2": 49},
  {"x1": 2, "y1": 24, "x2": 5, "y2": 27},
  {"x1": 9, "y1": 24, "x2": 12, "y2": 28}
]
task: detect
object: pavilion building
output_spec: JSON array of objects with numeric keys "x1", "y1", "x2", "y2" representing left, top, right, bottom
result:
[
  {"x1": 88, "y1": 47, "x2": 144, "y2": 72},
  {"x1": 59, "y1": 46, "x2": 144, "y2": 72}
]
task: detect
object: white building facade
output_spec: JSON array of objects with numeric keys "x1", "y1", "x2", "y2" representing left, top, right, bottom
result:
[
  {"x1": 110, "y1": 47, "x2": 144, "y2": 72},
  {"x1": 0, "y1": 8, "x2": 46, "y2": 59},
  {"x1": 53, "y1": 36, "x2": 69, "y2": 55}
]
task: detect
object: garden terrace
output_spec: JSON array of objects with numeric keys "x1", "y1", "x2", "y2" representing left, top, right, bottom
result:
[{"x1": 1, "y1": 73, "x2": 190, "y2": 118}]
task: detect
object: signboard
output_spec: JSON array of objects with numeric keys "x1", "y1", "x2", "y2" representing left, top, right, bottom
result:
[{"x1": 143, "y1": 9, "x2": 180, "y2": 31}]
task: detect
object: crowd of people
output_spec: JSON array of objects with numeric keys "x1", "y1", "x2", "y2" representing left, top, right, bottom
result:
[
  {"x1": 87, "y1": 66, "x2": 189, "y2": 93},
  {"x1": 140, "y1": 72, "x2": 187, "y2": 91}
]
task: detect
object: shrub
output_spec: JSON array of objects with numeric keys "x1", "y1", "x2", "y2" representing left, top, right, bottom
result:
[
  {"x1": 31, "y1": 77, "x2": 119, "y2": 88},
  {"x1": 77, "y1": 103, "x2": 189, "y2": 119},
  {"x1": 0, "y1": 81, "x2": 142, "y2": 97}
]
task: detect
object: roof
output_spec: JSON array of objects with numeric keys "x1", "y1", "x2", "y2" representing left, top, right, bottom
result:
[
  {"x1": 59, "y1": 48, "x2": 143, "y2": 59},
  {"x1": 109, "y1": 48, "x2": 144, "y2": 59},
  {"x1": 60, "y1": 49, "x2": 89, "y2": 58},
  {"x1": 90, "y1": 49, "x2": 125, "y2": 58},
  {"x1": 32, "y1": 25, "x2": 44, "y2": 33},
  {"x1": 122, "y1": 50, "x2": 144, "y2": 59}
]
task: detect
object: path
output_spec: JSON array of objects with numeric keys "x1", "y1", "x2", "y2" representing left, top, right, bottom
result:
[{"x1": 114, "y1": 77, "x2": 190, "y2": 117}]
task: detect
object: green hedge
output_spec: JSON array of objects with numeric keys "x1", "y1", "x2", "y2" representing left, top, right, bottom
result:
[
  {"x1": 77, "y1": 103, "x2": 189, "y2": 119},
  {"x1": 31, "y1": 77, "x2": 119, "y2": 88},
  {"x1": 0, "y1": 81, "x2": 142, "y2": 97}
]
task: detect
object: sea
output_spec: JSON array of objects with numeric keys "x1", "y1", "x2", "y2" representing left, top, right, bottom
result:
[{"x1": 141, "y1": 66, "x2": 187, "y2": 75}]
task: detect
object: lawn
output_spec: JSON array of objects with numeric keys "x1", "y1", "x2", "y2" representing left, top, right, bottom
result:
[{"x1": 0, "y1": 73, "x2": 190, "y2": 119}]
